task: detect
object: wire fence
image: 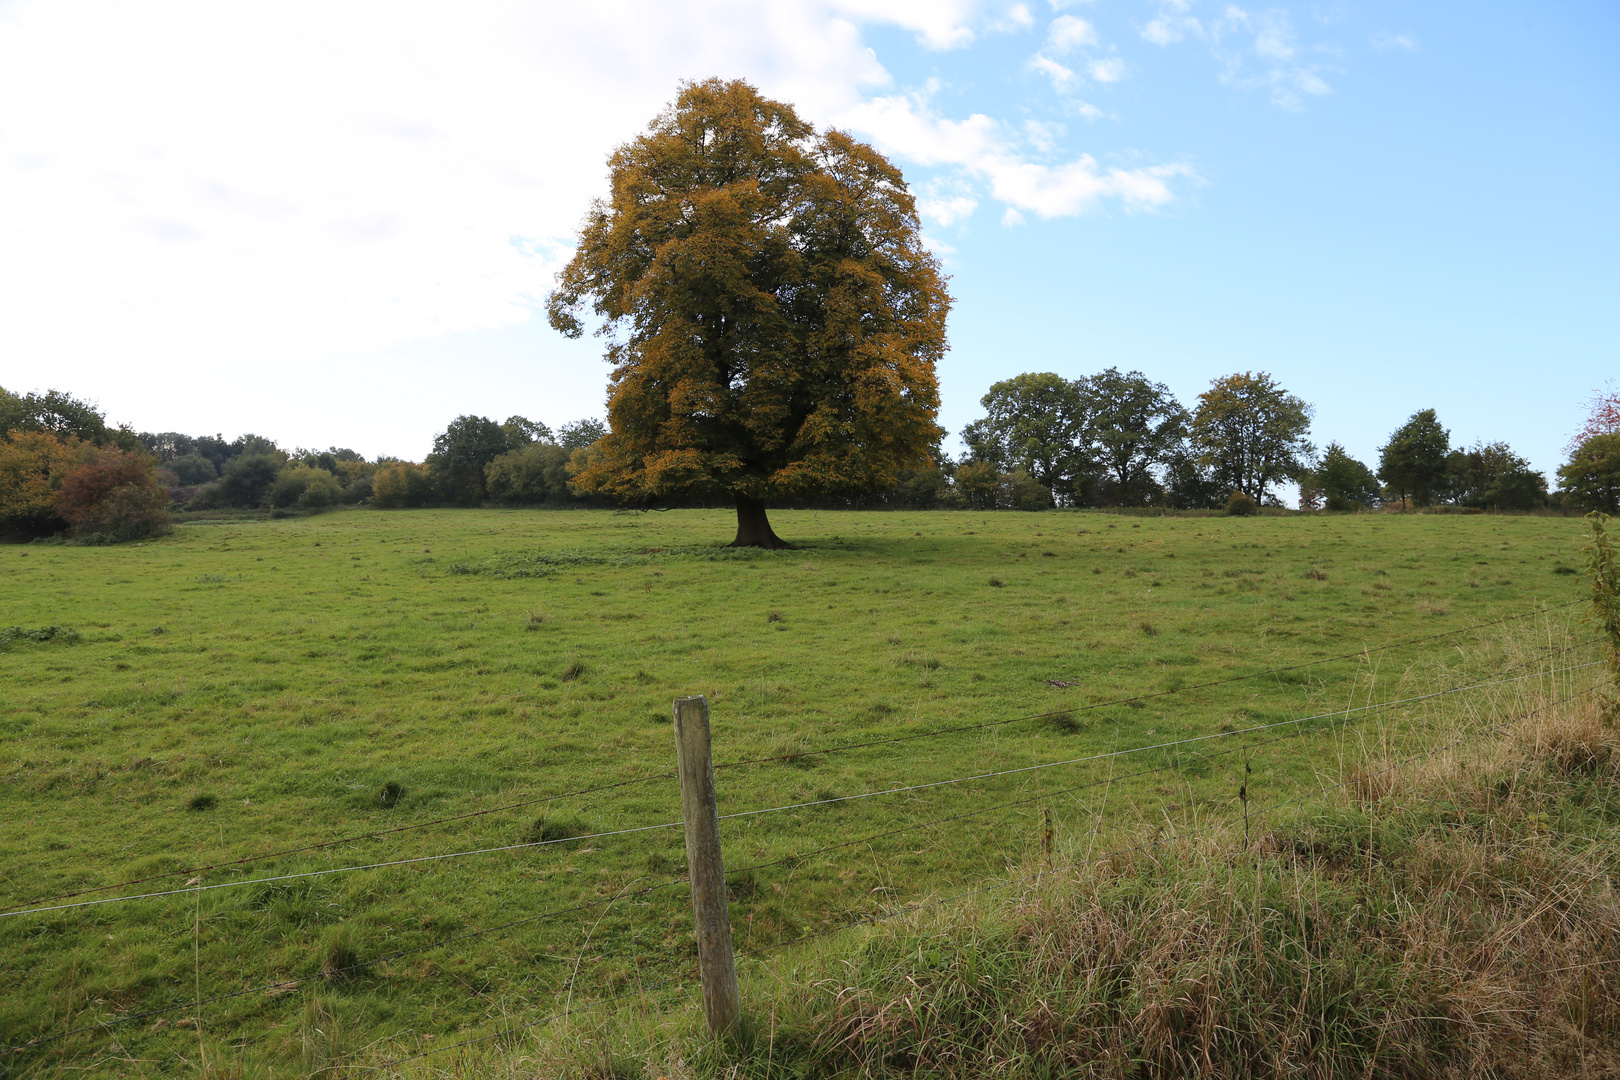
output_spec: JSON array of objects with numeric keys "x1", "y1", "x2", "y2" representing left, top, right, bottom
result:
[
  {"x1": 12, "y1": 597, "x2": 1584, "y2": 915},
  {"x1": 4, "y1": 598, "x2": 1612, "y2": 1075}
]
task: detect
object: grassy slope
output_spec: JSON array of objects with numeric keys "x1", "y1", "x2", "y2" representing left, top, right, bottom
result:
[
  {"x1": 692, "y1": 676, "x2": 1620, "y2": 1080},
  {"x1": 0, "y1": 508, "x2": 1595, "y2": 1076}
]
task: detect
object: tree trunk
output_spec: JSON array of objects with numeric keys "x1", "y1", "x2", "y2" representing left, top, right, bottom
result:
[{"x1": 730, "y1": 495, "x2": 791, "y2": 549}]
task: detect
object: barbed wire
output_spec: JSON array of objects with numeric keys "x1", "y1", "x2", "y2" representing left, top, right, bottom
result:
[
  {"x1": 15, "y1": 601, "x2": 1583, "y2": 914},
  {"x1": 0, "y1": 876, "x2": 693, "y2": 1056},
  {"x1": 7, "y1": 769, "x2": 678, "y2": 913},
  {"x1": 357, "y1": 974, "x2": 691, "y2": 1076},
  {"x1": 716, "y1": 659, "x2": 1606, "y2": 821},
  {"x1": 7, "y1": 657, "x2": 1598, "y2": 922},
  {"x1": 743, "y1": 680, "x2": 1607, "y2": 961},
  {"x1": 0, "y1": 820, "x2": 685, "y2": 919},
  {"x1": 11, "y1": 656, "x2": 1604, "y2": 1068},
  {"x1": 713, "y1": 599, "x2": 1588, "y2": 770}
]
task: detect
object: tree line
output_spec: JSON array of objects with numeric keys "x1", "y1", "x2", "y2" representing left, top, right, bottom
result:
[
  {"x1": 3, "y1": 373, "x2": 1616, "y2": 544},
  {"x1": 931, "y1": 369, "x2": 1619, "y2": 516},
  {"x1": 0, "y1": 384, "x2": 613, "y2": 542},
  {"x1": 8, "y1": 81, "x2": 1616, "y2": 548}
]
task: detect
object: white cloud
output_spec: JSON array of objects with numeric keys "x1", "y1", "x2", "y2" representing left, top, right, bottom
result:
[
  {"x1": 1141, "y1": 0, "x2": 1202, "y2": 45},
  {"x1": 1024, "y1": 118, "x2": 1066, "y2": 152},
  {"x1": 0, "y1": 0, "x2": 915, "y2": 450},
  {"x1": 829, "y1": 0, "x2": 1039, "y2": 49},
  {"x1": 1029, "y1": 13, "x2": 1110, "y2": 95},
  {"x1": 0, "y1": 0, "x2": 1192, "y2": 452},
  {"x1": 1208, "y1": 5, "x2": 1333, "y2": 109},
  {"x1": 841, "y1": 90, "x2": 1193, "y2": 219},
  {"x1": 1072, "y1": 101, "x2": 1106, "y2": 121},
  {"x1": 918, "y1": 177, "x2": 981, "y2": 226},
  {"x1": 1089, "y1": 56, "x2": 1127, "y2": 82},
  {"x1": 988, "y1": 2, "x2": 1037, "y2": 33},
  {"x1": 1028, "y1": 53, "x2": 1079, "y2": 91},
  {"x1": 1002, "y1": 207, "x2": 1027, "y2": 226},
  {"x1": 986, "y1": 157, "x2": 1190, "y2": 216},
  {"x1": 1046, "y1": 14, "x2": 1098, "y2": 52},
  {"x1": 1249, "y1": 10, "x2": 1297, "y2": 59},
  {"x1": 1372, "y1": 31, "x2": 1418, "y2": 51}
]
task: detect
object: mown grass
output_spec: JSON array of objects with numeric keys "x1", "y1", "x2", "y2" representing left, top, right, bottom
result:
[{"x1": 0, "y1": 507, "x2": 1600, "y2": 1076}]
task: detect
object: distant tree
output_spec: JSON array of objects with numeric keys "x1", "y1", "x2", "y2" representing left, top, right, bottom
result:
[
  {"x1": 961, "y1": 374, "x2": 1088, "y2": 502},
  {"x1": 1189, "y1": 372, "x2": 1314, "y2": 504},
  {"x1": 1447, "y1": 441, "x2": 1546, "y2": 511},
  {"x1": 557, "y1": 418, "x2": 607, "y2": 451},
  {"x1": 230, "y1": 434, "x2": 280, "y2": 458},
  {"x1": 211, "y1": 453, "x2": 284, "y2": 507},
  {"x1": 55, "y1": 447, "x2": 171, "y2": 542},
  {"x1": 192, "y1": 435, "x2": 235, "y2": 469},
  {"x1": 268, "y1": 464, "x2": 343, "y2": 509},
  {"x1": 549, "y1": 79, "x2": 949, "y2": 548},
  {"x1": 167, "y1": 454, "x2": 218, "y2": 485},
  {"x1": 1378, "y1": 409, "x2": 1451, "y2": 507},
  {"x1": 1568, "y1": 383, "x2": 1620, "y2": 452},
  {"x1": 953, "y1": 460, "x2": 1000, "y2": 510},
  {"x1": 894, "y1": 466, "x2": 959, "y2": 509},
  {"x1": 0, "y1": 432, "x2": 93, "y2": 538},
  {"x1": 485, "y1": 443, "x2": 576, "y2": 504},
  {"x1": 998, "y1": 470, "x2": 1053, "y2": 511},
  {"x1": 141, "y1": 431, "x2": 251, "y2": 471},
  {"x1": 1079, "y1": 367, "x2": 1187, "y2": 506},
  {"x1": 140, "y1": 431, "x2": 196, "y2": 461},
  {"x1": 502, "y1": 415, "x2": 553, "y2": 447},
  {"x1": 372, "y1": 462, "x2": 436, "y2": 509},
  {"x1": 1, "y1": 387, "x2": 139, "y2": 450},
  {"x1": 1316, "y1": 442, "x2": 1381, "y2": 510},
  {"x1": 427, "y1": 415, "x2": 509, "y2": 505},
  {"x1": 1161, "y1": 449, "x2": 1226, "y2": 510},
  {"x1": 1558, "y1": 433, "x2": 1620, "y2": 514}
]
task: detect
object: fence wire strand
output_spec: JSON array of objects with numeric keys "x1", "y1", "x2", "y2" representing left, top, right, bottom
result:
[{"x1": 15, "y1": 599, "x2": 1581, "y2": 913}]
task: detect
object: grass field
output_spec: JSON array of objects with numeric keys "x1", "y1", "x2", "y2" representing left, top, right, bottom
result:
[{"x1": 0, "y1": 506, "x2": 1602, "y2": 1076}]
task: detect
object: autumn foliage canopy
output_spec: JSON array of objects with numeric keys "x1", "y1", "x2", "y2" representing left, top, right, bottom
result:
[{"x1": 547, "y1": 78, "x2": 950, "y2": 546}]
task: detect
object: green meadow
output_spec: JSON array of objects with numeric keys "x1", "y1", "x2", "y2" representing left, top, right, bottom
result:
[{"x1": 0, "y1": 507, "x2": 1599, "y2": 1076}]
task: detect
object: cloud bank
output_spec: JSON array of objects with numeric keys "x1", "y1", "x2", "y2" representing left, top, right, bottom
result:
[{"x1": 0, "y1": 0, "x2": 1194, "y2": 449}]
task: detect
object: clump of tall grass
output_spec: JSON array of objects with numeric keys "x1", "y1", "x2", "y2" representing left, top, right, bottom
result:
[
  {"x1": 721, "y1": 685, "x2": 1620, "y2": 1079},
  {"x1": 441, "y1": 614, "x2": 1620, "y2": 1080},
  {"x1": 0, "y1": 625, "x2": 81, "y2": 649}
]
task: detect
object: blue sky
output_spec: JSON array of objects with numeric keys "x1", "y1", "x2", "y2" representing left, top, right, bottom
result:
[{"x1": 1, "y1": 0, "x2": 1614, "y2": 492}]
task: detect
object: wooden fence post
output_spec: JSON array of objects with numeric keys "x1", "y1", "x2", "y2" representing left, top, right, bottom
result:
[{"x1": 672, "y1": 695, "x2": 741, "y2": 1036}]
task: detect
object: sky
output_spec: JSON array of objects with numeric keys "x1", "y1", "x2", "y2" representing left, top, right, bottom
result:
[{"x1": 1, "y1": 0, "x2": 1615, "y2": 492}]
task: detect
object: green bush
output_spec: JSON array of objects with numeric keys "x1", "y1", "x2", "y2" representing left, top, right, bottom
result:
[
  {"x1": 167, "y1": 453, "x2": 217, "y2": 484},
  {"x1": 1225, "y1": 490, "x2": 1259, "y2": 516},
  {"x1": 1000, "y1": 469, "x2": 1053, "y2": 511},
  {"x1": 371, "y1": 461, "x2": 435, "y2": 509},
  {"x1": 485, "y1": 443, "x2": 573, "y2": 504},
  {"x1": 214, "y1": 453, "x2": 284, "y2": 507},
  {"x1": 266, "y1": 464, "x2": 344, "y2": 509},
  {"x1": 269, "y1": 464, "x2": 342, "y2": 509}
]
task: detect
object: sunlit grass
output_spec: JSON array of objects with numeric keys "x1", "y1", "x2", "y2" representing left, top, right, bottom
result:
[{"x1": 0, "y1": 506, "x2": 1594, "y2": 1075}]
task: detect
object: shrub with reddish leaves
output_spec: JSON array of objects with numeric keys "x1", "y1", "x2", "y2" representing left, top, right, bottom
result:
[{"x1": 55, "y1": 448, "x2": 171, "y2": 542}]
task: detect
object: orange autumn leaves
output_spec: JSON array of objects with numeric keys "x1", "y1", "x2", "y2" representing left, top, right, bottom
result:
[
  {"x1": 547, "y1": 79, "x2": 950, "y2": 508},
  {"x1": 0, "y1": 433, "x2": 169, "y2": 540}
]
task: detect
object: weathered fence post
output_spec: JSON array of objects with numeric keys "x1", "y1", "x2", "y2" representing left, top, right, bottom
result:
[{"x1": 672, "y1": 695, "x2": 741, "y2": 1036}]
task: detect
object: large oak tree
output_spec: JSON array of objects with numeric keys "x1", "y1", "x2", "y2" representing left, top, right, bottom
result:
[{"x1": 547, "y1": 79, "x2": 949, "y2": 547}]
